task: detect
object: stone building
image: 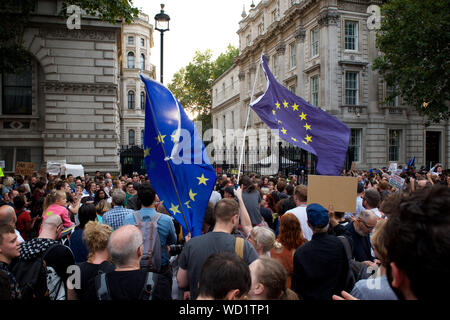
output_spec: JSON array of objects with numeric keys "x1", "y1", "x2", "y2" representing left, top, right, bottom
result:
[
  {"x1": 0, "y1": 1, "x2": 155, "y2": 175},
  {"x1": 211, "y1": 0, "x2": 449, "y2": 171}
]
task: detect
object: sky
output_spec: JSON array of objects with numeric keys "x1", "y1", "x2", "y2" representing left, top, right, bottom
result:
[{"x1": 134, "y1": 0, "x2": 255, "y2": 85}]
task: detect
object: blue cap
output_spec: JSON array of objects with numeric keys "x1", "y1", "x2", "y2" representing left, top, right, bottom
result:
[{"x1": 306, "y1": 203, "x2": 329, "y2": 228}]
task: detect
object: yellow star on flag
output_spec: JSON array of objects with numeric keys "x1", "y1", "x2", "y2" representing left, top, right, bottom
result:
[
  {"x1": 144, "y1": 147, "x2": 150, "y2": 158},
  {"x1": 155, "y1": 133, "x2": 166, "y2": 144},
  {"x1": 272, "y1": 110, "x2": 276, "y2": 115},
  {"x1": 302, "y1": 140, "x2": 308, "y2": 145},
  {"x1": 423, "y1": 102, "x2": 429, "y2": 108},
  {"x1": 305, "y1": 135, "x2": 312, "y2": 143},
  {"x1": 281, "y1": 127, "x2": 287, "y2": 135},
  {"x1": 196, "y1": 174, "x2": 209, "y2": 186},
  {"x1": 189, "y1": 189, "x2": 197, "y2": 201},
  {"x1": 275, "y1": 102, "x2": 281, "y2": 109},
  {"x1": 283, "y1": 100, "x2": 289, "y2": 108},
  {"x1": 169, "y1": 203, "x2": 181, "y2": 215},
  {"x1": 184, "y1": 200, "x2": 191, "y2": 209},
  {"x1": 292, "y1": 103, "x2": 299, "y2": 111},
  {"x1": 277, "y1": 120, "x2": 282, "y2": 124},
  {"x1": 304, "y1": 123, "x2": 311, "y2": 131},
  {"x1": 291, "y1": 137, "x2": 297, "y2": 142},
  {"x1": 299, "y1": 112, "x2": 307, "y2": 121}
]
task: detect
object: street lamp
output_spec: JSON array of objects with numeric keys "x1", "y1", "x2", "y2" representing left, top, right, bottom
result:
[{"x1": 154, "y1": 4, "x2": 170, "y2": 84}]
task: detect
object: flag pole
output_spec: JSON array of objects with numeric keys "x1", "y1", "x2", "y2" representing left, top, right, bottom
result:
[
  {"x1": 237, "y1": 59, "x2": 261, "y2": 183},
  {"x1": 143, "y1": 80, "x2": 191, "y2": 235}
]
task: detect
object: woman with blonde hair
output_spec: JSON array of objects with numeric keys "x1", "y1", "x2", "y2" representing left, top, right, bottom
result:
[
  {"x1": 247, "y1": 226, "x2": 276, "y2": 256},
  {"x1": 270, "y1": 213, "x2": 307, "y2": 288},
  {"x1": 67, "y1": 221, "x2": 114, "y2": 300}
]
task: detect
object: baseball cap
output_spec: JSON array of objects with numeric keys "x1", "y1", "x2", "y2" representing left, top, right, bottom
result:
[{"x1": 306, "y1": 203, "x2": 329, "y2": 228}]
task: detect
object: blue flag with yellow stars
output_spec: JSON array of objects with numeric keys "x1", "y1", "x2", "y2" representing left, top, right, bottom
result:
[
  {"x1": 250, "y1": 55, "x2": 350, "y2": 176},
  {"x1": 140, "y1": 75, "x2": 216, "y2": 237}
]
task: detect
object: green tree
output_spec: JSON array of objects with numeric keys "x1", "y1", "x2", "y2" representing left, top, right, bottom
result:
[
  {"x1": 168, "y1": 45, "x2": 239, "y2": 132},
  {"x1": 0, "y1": 0, "x2": 139, "y2": 74},
  {"x1": 373, "y1": 0, "x2": 450, "y2": 124}
]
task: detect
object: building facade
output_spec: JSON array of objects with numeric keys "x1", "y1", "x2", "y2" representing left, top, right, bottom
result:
[
  {"x1": 211, "y1": 0, "x2": 449, "y2": 171},
  {"x1": 0, "y1": 1, "x2": 155, "y2": 175}
]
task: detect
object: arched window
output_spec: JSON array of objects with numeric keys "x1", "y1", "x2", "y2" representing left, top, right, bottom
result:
[
  {"x1": 127, "y1": 52, "x2": 135, "y2": 68},
  {"x1": 140, "y1": 91, "x2": 145, "y2": 109},
  {"x1": 128, "y1": 129, "x2": 135, "y2": 145},
  {"x1": 141, "y1": 129, "x2": 145, "y2": 145},
  {"x1": 128, "y1": 91, "x2": 135, "y2": 109},
  {"x1": 140, "y1": 54, "x2": 145, "y2": 70}
]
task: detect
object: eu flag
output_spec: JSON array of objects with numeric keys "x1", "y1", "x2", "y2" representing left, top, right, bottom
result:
[
  {"x1": 140, "y1": 75, "x2": 216, "y2": 237},
  {"x1": 250, "y1": 55, "x2": 350, "y2": 176}
]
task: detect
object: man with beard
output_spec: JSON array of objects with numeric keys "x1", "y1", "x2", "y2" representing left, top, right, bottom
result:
[{"x1": 177, "y1": 198, "x2": 258, "y2": 300}]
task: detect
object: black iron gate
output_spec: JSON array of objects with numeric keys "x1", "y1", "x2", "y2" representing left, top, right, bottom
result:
[{"x1": 120, "y1": 145, "x2": 146, "y2": 176}]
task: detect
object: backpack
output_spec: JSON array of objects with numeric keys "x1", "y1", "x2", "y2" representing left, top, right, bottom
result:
[
  {"x1": 95, "y1": 272, "x2": 154, "y2": 300},
  {"x1": 133, "y1": 211, "x2": 162, "y2": 273},
  {"x1": 12, "y1": 244, "x2": 62, "y2": 300},
  {"x1": 338, "y1": 236, "x2": 369, "y2": 291}
]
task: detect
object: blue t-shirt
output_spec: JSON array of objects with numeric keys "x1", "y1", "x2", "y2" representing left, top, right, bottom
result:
[{"x1": 123, "y1": 207, "x2": 177, "y2": 266}]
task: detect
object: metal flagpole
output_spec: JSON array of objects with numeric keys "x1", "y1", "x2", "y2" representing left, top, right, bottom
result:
[
  {"x1": 237, "y1": 58, "x2": 261, "y2": 183},
  {"x1": 143, "y1": 80, "x2": 191, "y2": 235}
]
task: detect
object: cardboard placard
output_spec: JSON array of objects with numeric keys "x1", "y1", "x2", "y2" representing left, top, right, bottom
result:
[
  {"x1": 307, "y1": 175, "x2": 357, "y2": 213},
  {"x1": 15, "y1": 162, "x2": 34, "y2": 177},
  {"x1": 389, "y1": 175, "x2": 405, "y2": 189}
]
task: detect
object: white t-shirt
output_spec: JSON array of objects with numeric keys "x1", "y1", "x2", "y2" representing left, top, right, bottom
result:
[
  {"x1": 15, "y1": 229, "x2": 24, "y2": 244},
  {"x1": 286, "y1": 205, "x2": 313, "y2": 241}
]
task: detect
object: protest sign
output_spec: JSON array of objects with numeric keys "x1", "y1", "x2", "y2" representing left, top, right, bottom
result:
[
  {"x1": 389, "y1": 175, "x2": 405, "y2": 189},
  {"x1": 389, "y1": 162, "x2": 397, "y2": 172},
  {"x1": 0, "y1": 160, "x2": 5, "y2": 169},
  {"x1": 307, "y1": 175, "x2": 357, "y2": 213},
  {"x1": 15, "y1": 162, "x2": 34, "y2": 176}
]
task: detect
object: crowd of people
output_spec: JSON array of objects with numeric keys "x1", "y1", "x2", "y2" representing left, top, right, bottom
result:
[{"x1": 0, "y1": 163, "x2": 449, "y2": 301}]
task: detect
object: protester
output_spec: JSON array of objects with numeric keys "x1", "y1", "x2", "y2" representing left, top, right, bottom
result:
[
  {"x1": 270, "y1": 213, "x2": 307, "y2": 288},
  {"x1": 13, "y1": 195, "x2": 34, "y2": 242},
  {"x1": 291, "y1": 204, "x2": 349, "y2": 300},
  {"x1": 239, "y1": 176, "x2": 265, "y2": 227},
  {"x1": 0, "y1": 224, "x2": 21, "y2": 300},
  {"x1": 123, "y1": 183, "x2": 177, "y2": 300},
  {"x1": 69, "y1": 204, "x2": 98, "y2": 263},
  {"x1": 0, "y1": 205, "x2": 24, "y2": 244},
  {"x1": 67, "y1": 221, "x2": 114, "y2": 300},
  {"x1": 247, "y1": 226, "x2": 276, "y2": 256},
  {"x1": 196, "y1": 252, "x2": 251, "y2": 300},
  {"x1": 248, "y1": 256, "x2": 298, "y2": 300},
  {"x1": 96, "y1": 225, "x2": 153, "y2": 300},
  {"x1": 177, "y1": 198, "x2": 259, "y2": 300},
  {"x1": 345, "y1": 210, "x2": 378, "y2": 265},
  {"x1": 286, "y1": 185, "x2": 312, "y2": 241},
  {"x1": 102, "y1": 190, "x2": 133, "y2": 231}
]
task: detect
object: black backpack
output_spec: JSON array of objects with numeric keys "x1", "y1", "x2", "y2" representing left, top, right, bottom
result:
[
  {"x1": 12, "y1": 244, "x2": 58, "y2": 300},
  {"x1": 338, "y1": 236, "x2": 369, "y2": 291},
  {"x1": 95, "y1": 272, "x2": 154, "y2": 300}
]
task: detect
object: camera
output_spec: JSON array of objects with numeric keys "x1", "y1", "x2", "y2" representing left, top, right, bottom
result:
[{"x1": 168, "y1": 244, "x2": 184, "y2": 256}]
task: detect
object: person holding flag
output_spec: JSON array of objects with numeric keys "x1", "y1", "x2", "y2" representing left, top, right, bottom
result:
[{"x1": 249, "y1": 54, "x2": 350, "y2": 176}]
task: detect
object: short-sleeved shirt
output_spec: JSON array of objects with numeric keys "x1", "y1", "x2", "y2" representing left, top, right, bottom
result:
[
  {"x1": 75, "y1": 261, "x2": 115, "y2": 301},
  {"x1": 178, "y1": 231, "x2": 259, "y2": 300},
  {"x1": 242, "y1": 190, "x2": 263, "y2": 226},
  {"x1": 103, "y1": 206, "x2": 133, "y2": 231},
  {"x1": 123, "y1": 208, "x2": 177, "y2": 267}
]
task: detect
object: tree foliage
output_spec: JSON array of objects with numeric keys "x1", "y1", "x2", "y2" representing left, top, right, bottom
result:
[
  {"x1": 0, "y1": 0, "x2": 139, "y2": 74},
  {"x1": 168, "y1": 45, "x2": 239, "y2": 130},
  {"x1": 373, "y1": 0, "x2": 450, "y2": 124}
]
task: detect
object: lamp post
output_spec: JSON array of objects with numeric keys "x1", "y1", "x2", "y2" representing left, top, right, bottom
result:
[{"x1": 154, "y1": 4, "x2": 170, "y2": 84}]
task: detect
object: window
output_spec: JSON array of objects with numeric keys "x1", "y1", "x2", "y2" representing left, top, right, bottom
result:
[
  {"x1": 140, "y1": 91, "x2": 145, "y2": 109},
  {"x1": 247, "y1": 73, "x2": 251, "y2": 92},
  {"x1": 289, "y1": 42, "x2": 296, "y2": 69},
  {"x1": 310, "y1": 75, "x2": 319, "y2": 107},
  {"x1": 128, "y1": 91, "x2": 135, "y2": 109},
  {"x1": 140, "y1": 54, "x2": 145, "y2": 70},
  {"x1": 345, "y1": 72, "x2": 358, "y2": 105},
  {"x1": 311, "y1": 28, "x2": 319, "y2": 57},
  {"x1": 246, "y1": 34, "x2": 251, "y2": 46},
  {"x1": 222, "y1": 82, "x2": 225, "y2": 97},
  {"x1": 140, "y1": 38, "x2": 145, "y2": 46},
  {"x1": 231, "y1": 111, "x2": 235, "y2": 129},
  {"x1": 128, "y1": 129, "x2": 135, "y2": 145},
  {"x1": 349, "y1": 129, "x2": 361, "y2": 162},
  {"x1": 272, "y1": 10, "x2": 278, "y2": 23},
  {"x1": 345, "y1": 21, "x2": 358, "y2": 51},
  {"x1": 389, "y1": 129, "x2": 401, "y2": 161},
  {"x1": 231, "y1": 77, "x2": 234, "y2": 89},
  {"x1": 386, "y1": 84, "x2": 398, "y2": 107},
  {"x1": 141, "y1": 129, "x2": 144, "y2": 146},
  {"x1": 258, "y1": 23, "x2": 264, "y2": 35},
  {"x1": 128, "y1": 36, "x2": 134, "y2": 45},
  {"x1": 2, "y1": 65, "x2": 32, "y2": 115},
  {"x1": 272, "y1": 55, "x2": 278, "y2": 78},
  {"x1": 289, "y1": 85, "x2": 296, "y2": 94},
  {"x1": 127, "y1": 52, "x2": 135, "y2": 69}
]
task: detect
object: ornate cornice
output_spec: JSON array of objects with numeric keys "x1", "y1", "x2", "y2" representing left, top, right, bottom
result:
[
  {"x1": 317, "y1": 9, "x2": 340, "y2": 27},
  {"x1": 42, "y1": 82, "x2": 118, "y2": 96}
]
